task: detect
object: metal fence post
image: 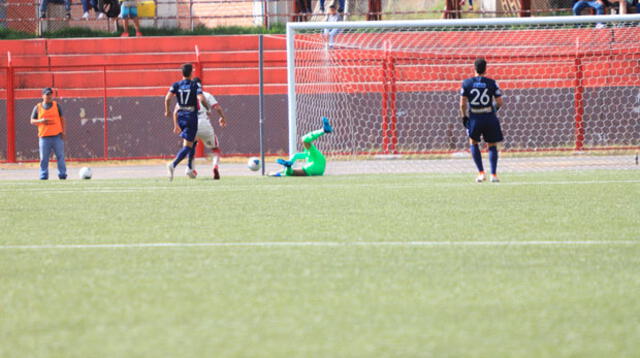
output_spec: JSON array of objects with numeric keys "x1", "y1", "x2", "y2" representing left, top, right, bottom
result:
[
  {"x1": 258, "y1": 34, "x2": 265, "y2": 175},
  {"x1": 103, "y1": 65, "x2": 109, "y2": 160},
  {"x1": 195, "y1": 45, "x2": 205, "y2": 158},
  {"x1": 6, "y1": 52, "x2": 16, "y2": 163}
]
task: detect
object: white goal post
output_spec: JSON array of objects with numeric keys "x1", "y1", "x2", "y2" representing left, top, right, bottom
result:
[{"x1": 286, "y1": 15, "x2": 640, "y2": 174}]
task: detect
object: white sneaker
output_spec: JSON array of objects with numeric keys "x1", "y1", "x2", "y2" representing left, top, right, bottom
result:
[
  {"x1": 595, "y1": 23, "x2": 606, "y2": 29},
  {"x1": 82, "y1": 11, "x2": 90, "y2": 20},
  {"x1": 185, "y1": 168, "x2": 197, "y2": 179},
  {"x1": 167, "y1": 162, "x2": 175, "y2": 181},
  {"x1": 490, "y1": 175, "x2": 500, "y2": 183},
  {"x1": 475, "y1": 172, "x2": 486, "y2": 183},
  {"x1": 97, "y1": 12, "x2": 106, "y2": 19}
]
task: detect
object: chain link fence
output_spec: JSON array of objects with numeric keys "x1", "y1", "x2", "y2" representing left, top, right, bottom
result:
[
  {"x1": 1, "y1": 60, "x2": 290, "y2": 162},
  {"x1": 1, "y1": 0, "x2": 583, "y2": 35}
]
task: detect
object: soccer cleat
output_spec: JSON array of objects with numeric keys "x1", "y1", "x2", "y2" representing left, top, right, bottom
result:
[
  {"x1": 82, "y1": 12, "x2": 90, "y2": 20},
  {"x1": 213, "y1": 167, "x2": 220, "y2": 180},
  {"x1": 475, "y1": 172, "x2": 486, "y2": 183},
  {"x1": 277, "y1": 159, "x2": 293, "y2": 167},
  {"x1": 185, "y1": 168, "x2": 197, "y2": 179},
  {"x1": 268, "y1": 171, "x2": 283, "y2": 177},
  {"x1": 97, "y1": 12, "x2": 106, "y2": 19},
  {"x1": 167, "y1": 162, "x2": 175, "y2": 181},
  {"x1": 135, "y1": 31, "x2": 142, "y2": 37},
  {"x1": 490, "y1": 174, "x2": 500, "y2": 183},
  {"x1": 322, "y1": 117, "x2": 333, "y2": 133},
  {"x1": 120, "y1": 32, "x2": 129, "y2": 37}
]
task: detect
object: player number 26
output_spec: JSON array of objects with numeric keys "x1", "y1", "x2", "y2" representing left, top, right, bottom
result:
[{"x1": 470, "y1": 88, "x2": 491, "y2": 106}]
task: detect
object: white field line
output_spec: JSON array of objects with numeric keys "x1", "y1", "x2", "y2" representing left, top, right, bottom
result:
[
  {"x1": 0, "y1": 179, "x2": 639, "y2": 194},
  {"x1": 0, "y1": 240, "x2": 637, "y2": 250}
]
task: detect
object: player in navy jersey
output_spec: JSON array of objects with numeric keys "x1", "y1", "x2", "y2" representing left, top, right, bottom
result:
[
  {"x1": 459, "y1": 58, "x2": 504, "y2": 183},
  {"x1": 164, "y1": 63, "x2": 210, "y2": 181}
]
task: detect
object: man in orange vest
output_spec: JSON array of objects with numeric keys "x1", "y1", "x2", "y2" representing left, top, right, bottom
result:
[{"x1": 30, "y1": 88, "x2": 67, "y2": 180}]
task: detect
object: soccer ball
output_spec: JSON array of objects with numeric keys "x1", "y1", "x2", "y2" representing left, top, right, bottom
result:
[
  {"x1": 247, "y1": 157, "x2": 260, "y2": 171},
  {"x1": 78, "y1": 167, "x2": 92, "y2": 180}
]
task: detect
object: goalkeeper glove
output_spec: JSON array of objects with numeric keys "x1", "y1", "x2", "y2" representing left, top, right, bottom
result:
[{"x1": 462, "y1": 116, "x2": 469, "y2": 129}]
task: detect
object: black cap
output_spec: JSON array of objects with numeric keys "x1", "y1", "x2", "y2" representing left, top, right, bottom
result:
[{"x1": 42, "y1": 87, "x2": 53, "y2": 95}]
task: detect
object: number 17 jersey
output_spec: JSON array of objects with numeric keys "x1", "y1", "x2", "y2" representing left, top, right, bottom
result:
[
  {"x1": 170, "y1": 79, "x2": 203, "y2": 109},
  {"x1": 460, "y1": 76, "x2": 502, "y2": 117}
]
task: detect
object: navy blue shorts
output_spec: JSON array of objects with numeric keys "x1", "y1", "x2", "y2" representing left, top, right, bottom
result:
[
  {"x1": 467, "y1": 115, "x2": 504, "y2": 143},
  {"x1": 177, "y1": 111, "x2": 198, "y2": 142}
]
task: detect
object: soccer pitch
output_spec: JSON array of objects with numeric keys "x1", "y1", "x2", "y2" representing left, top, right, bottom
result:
[{"x1": 1, "y1": 171, "x2": 639, "y2": 357}]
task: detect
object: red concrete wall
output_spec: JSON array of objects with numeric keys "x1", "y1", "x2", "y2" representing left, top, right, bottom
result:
[{"x1": 0, "y1": 34, "x2": 288, "y2": 99}]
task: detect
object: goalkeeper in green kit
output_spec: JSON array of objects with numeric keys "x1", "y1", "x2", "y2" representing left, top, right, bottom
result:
[{"x1": 270, "y1": 117, "x2": 333, "y2": 177}]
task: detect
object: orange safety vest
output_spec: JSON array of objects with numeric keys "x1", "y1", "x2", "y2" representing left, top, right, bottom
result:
[{"x1": 36, "y1": 101, "x2": 64, "y2": 138}]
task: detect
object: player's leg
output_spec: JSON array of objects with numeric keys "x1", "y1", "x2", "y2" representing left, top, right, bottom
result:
[
  {"x1": 211, "y1": 148, "x2": 221, "y2": 179},
  {"x1": 167, "y1": 113, "x2": 197, "y2": 181},
  {"x1": 485, "y1": 117, "x2": 504, "y2": 183},
  {"x1": 130, "y1": 8, "x2": 141, "y2": 36},
  {"x1": 469, "y1": 138, "x2": 485, "y2": 182},
  {"x1": 275, "y1": 151, "x2": 308, "y2": 176},
  {"x1": 467, "y1": 119, "x2": 485, "y2": 182},
  {"x1": 298, "y1": 117, "x2": 331, "y2": 175},
  {"x1": 301, "y1": 142, "x2": 327, "y2": 176},
  {"x1": 301, "y1": 116, "x2": 333, "y2": 144},
  {"x1": 196, "y1": 120, "x2": 221, "y2": 179},
  {"x1": 52, "y1": 134, "x2": 67, "y2": 180},
  {"x1": 120, "y1": 8, "x2": 130, "y2": 36},
  {"x1": 39, "y1": 137, "x2": 52, "y2": 180},
  {"x1": 487, "y1": 144, "x2": 499, "y2": 182},
  {"x1": 185, "y1": 140, "x2": 198, "y2": 178}
]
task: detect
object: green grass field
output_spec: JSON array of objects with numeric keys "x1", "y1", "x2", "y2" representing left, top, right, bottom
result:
[{"x1": 2, "y1": 170, "x2": 639, "y2": 357}]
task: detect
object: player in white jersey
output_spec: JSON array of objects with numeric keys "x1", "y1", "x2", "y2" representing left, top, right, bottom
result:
[{"x1": 173, "y1": 77, "x2": 227, "y2": 179}]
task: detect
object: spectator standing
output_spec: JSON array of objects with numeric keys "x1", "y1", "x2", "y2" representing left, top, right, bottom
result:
[
  {"x1": 320, "y1": 0, "x2": 345, "y2": 13},
  {"x1": 39, "y1": 0, "x2": 71, "y2": 19},
  {"x1": 295, "y1": 0, "x2": 312, "y2": 21},
  {"x1": 119, "y1": 0, "x2": 142, "y2": 36},
  {"x1": 30, "y1": 88, "x2": 67, "y2": 180},
  {"x1": 573, "y1": 0, "x2": 606, "y2": 15},
  {"x1": 323, "y1": 5, "x2": 342, "y2": 49},
  {"x1": 82, "y1": 0, "x2": 106, "y2": 19}
]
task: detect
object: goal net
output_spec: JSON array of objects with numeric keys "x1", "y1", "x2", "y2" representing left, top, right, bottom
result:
[{"x1": 286, "y1": 15, "x2": 640, "y2": 175}]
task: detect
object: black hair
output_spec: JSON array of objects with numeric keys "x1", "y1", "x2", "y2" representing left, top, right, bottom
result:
[
  {"x1": 192, "y1": 77, "x2": 201, "y2": 84},
  {"x1": 474, "y1": 58, "x2": 487, "y2": 75},
  {"x1": 329, "y1": 5, "x2": 336, "y2": 9},
  {"x1": 182, "y1": 63, "x2": 193, "y2": 77}
]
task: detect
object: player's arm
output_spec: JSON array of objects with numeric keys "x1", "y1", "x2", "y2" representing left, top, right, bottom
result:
[
  {"x1": 30, "y1": 105, "x2": 45, "y2": 125},
  {"x1": 459, "y1": 95, "x2": 470, "y2": 128},
  {"x1": 172, "y1": 105, "x2": 180, "y2": 134},
  {"x1": 197, "y1": 93, "x2": 210, "y2": 112},
  {"x1": 212, "y1": 103, "x2": 227, "y2": 128},
  {"x1": 164, "y1": 91, "x2": 175, "y2": 118},
  {"x1": 493, "y1": 81, "x2": 503, "y2": 112},
  {"x1": 494, "y1": 96, "x2": 503, "y2": 112},
  {"x1": 459, "y1": 96, "x2": 468, "y2": 118},
  {"x1": 57, "y1": 104, "x2": 65, "y2": 139}
]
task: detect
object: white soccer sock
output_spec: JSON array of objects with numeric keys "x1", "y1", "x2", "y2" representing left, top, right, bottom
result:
[{"x1": 212, "y1": 149, "x2": 220, "y2": 168}]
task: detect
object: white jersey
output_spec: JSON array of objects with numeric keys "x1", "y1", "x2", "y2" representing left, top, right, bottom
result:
[
  {"x1": 198, "y1": 92, "x2": 218, "y2": 124},
  {"x1": 196, "y1": 91, "x2": 219, "y2": 149}
]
